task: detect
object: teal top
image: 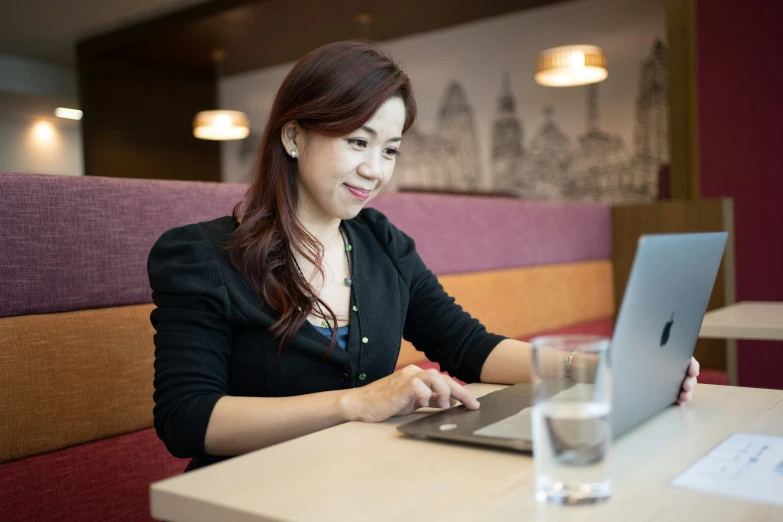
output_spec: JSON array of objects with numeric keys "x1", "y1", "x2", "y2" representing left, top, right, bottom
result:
[{"x1": 313, "y1": 324, "x2": 349, "y2": 350}]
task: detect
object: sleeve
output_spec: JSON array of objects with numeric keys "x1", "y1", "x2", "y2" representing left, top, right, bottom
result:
[
  {"x1": 360, "y1": 208, "x2": 507, "y2": 383},
  {"x1": 147, "y1": 223, "x2": 233, "y2": 459},
  {"x1": 403, "y1": 249, "x2": 507, "y2": 383}
]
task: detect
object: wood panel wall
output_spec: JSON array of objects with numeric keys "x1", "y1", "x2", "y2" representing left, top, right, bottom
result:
[{"x1": 77, "y1": 54, "x2": 220, "y2": 181}]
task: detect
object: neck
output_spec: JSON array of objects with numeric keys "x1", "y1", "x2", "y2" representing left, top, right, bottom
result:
[{"x1": 295, "y1": 202, "x2": 342, "y2": 253}]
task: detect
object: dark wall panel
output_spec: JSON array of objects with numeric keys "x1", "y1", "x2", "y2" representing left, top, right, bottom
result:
[
  {"x1": 78, "y1": 54, "x2": 220, "y2": 181},
  {"x1": 697, "y1": 0, "x2": 783, "y2": 390}
]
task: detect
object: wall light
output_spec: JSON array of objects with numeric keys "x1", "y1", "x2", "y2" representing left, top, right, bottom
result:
[
  {"x1": 193, "y1": 110, "x2": 250, "y2": 140},
  {"x1": 535, "y1": 45, "x2": 608, "y2": 87},
  {"x1": 31, "y1": 121, "x2": 56, "y2": 145},
  {"x1": 55, "y1": 108, "x2": 83, "y2": 120}
]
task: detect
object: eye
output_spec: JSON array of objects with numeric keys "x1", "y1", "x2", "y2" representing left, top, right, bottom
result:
[
  {"x1": 383, "y1": 147, "x2": 400, "y2": 158},
  {"x1": 347, "y1": 138, "x2": 367, "y2": 148}
]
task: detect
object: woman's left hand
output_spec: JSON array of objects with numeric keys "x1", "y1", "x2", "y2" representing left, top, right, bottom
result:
[{"x1": 677, "y1": 357, "x2": 700, "y2": 405}]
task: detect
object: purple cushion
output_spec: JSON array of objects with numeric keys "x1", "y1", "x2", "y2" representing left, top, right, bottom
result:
[
  {"x1": 0, "y1": 173, "x2": 247, "y2": 318},
  {"x1": 369, "y1": 192, "x2": 610, "y2": 274}
]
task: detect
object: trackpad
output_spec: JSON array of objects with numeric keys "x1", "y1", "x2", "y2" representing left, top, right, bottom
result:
[{"x1": 473, "y1": 407, "x2": 533, "y2": 441}]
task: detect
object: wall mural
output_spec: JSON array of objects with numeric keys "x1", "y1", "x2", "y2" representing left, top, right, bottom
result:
[
  {"x1": 222, "y1": 0, "x2": 668, "y2": 205},
  {"x1": 390, "y1": 39, "x2": 668, "y2": 204}
]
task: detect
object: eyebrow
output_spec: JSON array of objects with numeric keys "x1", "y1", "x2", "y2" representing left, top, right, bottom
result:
[{"x1": 362, "y1": 125, "x2": 402, "y2": 143}]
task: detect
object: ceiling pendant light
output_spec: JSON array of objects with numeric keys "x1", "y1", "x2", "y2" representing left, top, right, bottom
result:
[
  {"x1": 535, "y1": 45, "x2": 608, "y2": 87},
  {"x1": 193, "y1": 110, "x2": 250, "y2": 140}
]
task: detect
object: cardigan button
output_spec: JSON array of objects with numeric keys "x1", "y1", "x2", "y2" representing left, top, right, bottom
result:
[{"x1": 339, "y1": 373, "x2": 349, "y2": 381}]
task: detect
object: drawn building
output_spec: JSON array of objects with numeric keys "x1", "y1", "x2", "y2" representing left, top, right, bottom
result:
[
  {"x1": 519, "y1": 107, "x2": 572, "y2": 200},
  {"x1": 491, "y1": 73, "x2": 525, "y2": 193},
  {"x1": 434, "y1": 82, "x2": 483, "y2": 190},
  {"x1": 565, "y1": 84, "x2": 634, "y2": 203},
  {"x1": 631, "y1": 38, "x2": 668, "y2": 198},
  {"x1": 393, "y1": 81, "x2": 483, "y2": 191}
]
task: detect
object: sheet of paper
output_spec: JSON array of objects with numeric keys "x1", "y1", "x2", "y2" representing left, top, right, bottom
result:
[{"x1": 672, "y1": 432, "x2": 783, "y2": 506}]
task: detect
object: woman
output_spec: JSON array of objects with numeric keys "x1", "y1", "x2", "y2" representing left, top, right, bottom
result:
[{"x1": 147, "y1": 40, "x2": 700, "y2": 471}]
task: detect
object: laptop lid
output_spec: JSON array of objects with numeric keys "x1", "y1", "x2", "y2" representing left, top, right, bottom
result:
[{"x1": 610, "y1": 232, "x2": 728, "y2": 437}]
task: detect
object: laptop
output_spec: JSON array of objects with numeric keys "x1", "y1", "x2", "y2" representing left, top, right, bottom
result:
[{"x1": 397, "y1": 232, "x2": 729, "y2": 451}]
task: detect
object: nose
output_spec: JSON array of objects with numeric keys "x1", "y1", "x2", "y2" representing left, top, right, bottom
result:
[{"x1": 357, "y1": 152, "x2": 383, "y2": 181}]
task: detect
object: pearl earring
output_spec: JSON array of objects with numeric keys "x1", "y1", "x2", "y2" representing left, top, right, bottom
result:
[{"x1": 291, "y1": 150, "x2": 297, "y2": 159}]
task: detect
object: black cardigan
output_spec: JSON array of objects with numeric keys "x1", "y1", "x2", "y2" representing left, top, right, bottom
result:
[{"x1": 147, "y1": 207, "x2": 506, "y2": 467}]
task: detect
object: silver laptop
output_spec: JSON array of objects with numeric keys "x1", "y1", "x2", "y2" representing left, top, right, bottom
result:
[{"x1": 397, "y1": 232, "x2": 729, "y2": 451}]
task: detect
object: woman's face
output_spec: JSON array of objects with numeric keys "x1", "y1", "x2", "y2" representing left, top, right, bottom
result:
[{"x1": 292, "y1": 96, "x2": 406, "y2": 222}]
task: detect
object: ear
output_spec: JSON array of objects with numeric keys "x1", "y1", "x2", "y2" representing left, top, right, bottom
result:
[{"x1": 280, "y1": 121, "x2": 300, "y2": 156}]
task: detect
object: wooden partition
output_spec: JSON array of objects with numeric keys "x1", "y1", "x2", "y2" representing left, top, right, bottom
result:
[
  {"x1": 77, "y1": 54, "x2": 220, "y2": 181},
  {"x1": 611, "y1": 198, "x2": 737, "y2": 383}
]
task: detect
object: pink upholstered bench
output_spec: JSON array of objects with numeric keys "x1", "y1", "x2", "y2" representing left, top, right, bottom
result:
[
  {"x1": 3, "y1": 172, "x2": 722, "y2": 521},
  {"x1": 1, "y1": 173, "x2": 246, "y2": 521}
]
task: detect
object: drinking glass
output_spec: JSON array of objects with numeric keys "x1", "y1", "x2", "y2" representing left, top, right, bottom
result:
[{"x1": 530, "y1": 335, "x2": 612, "y2": 505}]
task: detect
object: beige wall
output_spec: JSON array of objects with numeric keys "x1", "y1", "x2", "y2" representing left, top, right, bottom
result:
[
  {"x1": 0, "y1": 53, "x2": 83, "y2": 176},
  {"x1": 0, "y1": 115, "x2": 83, "y2": 176}
]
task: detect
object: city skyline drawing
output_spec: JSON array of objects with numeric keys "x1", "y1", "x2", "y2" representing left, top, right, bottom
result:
[
  {"x1": 391, "y1": 38, "x2": 669, "y2": 204},
  {"x1": 231, "y1": 38, "x2": 668, "y2": 205}
]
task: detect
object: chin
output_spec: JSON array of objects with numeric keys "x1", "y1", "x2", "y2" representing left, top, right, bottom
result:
[
  {"x1": 332, "y1": 190, "x2": 377, "y2": 220},
  {"x1": 337, "y1": 207, "x2": 364, "y2": 220}
]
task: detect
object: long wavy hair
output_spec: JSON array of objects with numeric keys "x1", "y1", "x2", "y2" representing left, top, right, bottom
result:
[{"x1": 227, "y1": 40, "x2": 417, "y2": 359}]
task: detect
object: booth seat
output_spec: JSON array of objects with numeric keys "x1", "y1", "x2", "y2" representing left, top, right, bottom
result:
[{"x1": 0, "y1": 172, "x2": 725, "y2": 521}]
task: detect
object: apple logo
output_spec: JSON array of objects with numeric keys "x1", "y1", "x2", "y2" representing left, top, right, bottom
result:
[{"x1": 660, "y1": 313, "x2": 675, "y2": 347}]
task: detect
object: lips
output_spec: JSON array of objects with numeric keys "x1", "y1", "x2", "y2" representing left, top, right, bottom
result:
[{"x1": 344, "y1": 184, "x2": 371, "y2": 200}]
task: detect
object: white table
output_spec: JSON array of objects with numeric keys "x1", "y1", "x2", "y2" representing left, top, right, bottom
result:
[
  {"x1": 150, "y1": 383, "x2": 783, "y2": 522},
  {"x1": 699, "y1": 301, "x2": 783, "y2": 341}
]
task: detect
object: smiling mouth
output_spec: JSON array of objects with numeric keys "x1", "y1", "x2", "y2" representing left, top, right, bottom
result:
[{"x1": 344, "y1": 184, "x2": 371, "y2": 199}]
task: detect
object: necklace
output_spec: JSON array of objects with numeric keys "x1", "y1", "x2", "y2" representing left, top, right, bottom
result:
[{"x1": 292, "y1": 224, "x2": 367, "y2": 382}]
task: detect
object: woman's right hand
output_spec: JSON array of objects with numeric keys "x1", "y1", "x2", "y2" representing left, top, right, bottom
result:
[{"x1": 341, "y1": 365, "x2": 481, "y2": 423}]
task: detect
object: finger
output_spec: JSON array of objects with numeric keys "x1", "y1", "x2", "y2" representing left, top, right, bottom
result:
[
  {"x1": 689, "y1": 357, "x2": 700, "y2": 378},
  {"x1": 415, "y1": 371, "x2": 480, "y2": 410},
  {"x1": 430, "y1": 393, "x2": 459, "y2": 408},
  {"x1": 403, "y1": 364, "x2": 422, "y2": 375},
  {"x1": 426, "y1": 394, "x2": 460, "y2": 409},
  {"x1": 439, "y1": 374, "x2": 480, "y2": 410},
  {"x1": 411, "y1": 377, "x2": 433, "y2": 408},
  {"x1": 677, "y1": 389, "x2": 692, "y2": 404},
  {"x1": 681, "y1": 376, "x2": 696, "y2": 393},
  {"x1": 417, "y1": 369, "x2": 453, "y2": 409}
]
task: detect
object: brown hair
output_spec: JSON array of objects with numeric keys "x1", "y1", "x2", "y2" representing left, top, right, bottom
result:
[{"x1": 227, "y1": 40, "x2": 417, "y2": 359}]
